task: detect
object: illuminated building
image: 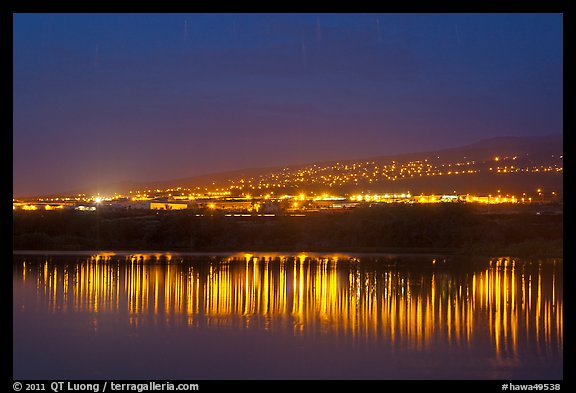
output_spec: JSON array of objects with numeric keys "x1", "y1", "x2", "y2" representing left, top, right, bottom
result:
[{"x1": 150, "y1": 202, "x2": 188, "y2": 210}]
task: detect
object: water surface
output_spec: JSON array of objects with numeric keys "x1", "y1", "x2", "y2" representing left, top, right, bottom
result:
[{"x1": 13, "y1": 253, "x2": 563, "y2": 379}]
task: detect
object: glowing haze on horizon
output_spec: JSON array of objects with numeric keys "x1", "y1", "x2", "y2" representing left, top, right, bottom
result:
[{"x1": 13, "y1": 13, "x2": 562, "y2": 196}]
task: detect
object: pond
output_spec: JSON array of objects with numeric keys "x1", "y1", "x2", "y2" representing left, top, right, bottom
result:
[{"x1": 13, "y1": 252, "x2": 563, "y2": 380}]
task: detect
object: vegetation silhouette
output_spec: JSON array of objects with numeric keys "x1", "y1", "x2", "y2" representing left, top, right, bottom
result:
[{"x1": 13, "y1": 204, "x2": 562, "y2": 257}]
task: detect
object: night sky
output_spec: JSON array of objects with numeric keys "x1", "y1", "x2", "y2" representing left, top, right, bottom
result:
[{"x1": 13, "y1": 13, "x2": 562, "y2": 197}]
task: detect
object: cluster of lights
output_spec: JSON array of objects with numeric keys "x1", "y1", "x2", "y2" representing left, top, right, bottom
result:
[
  {"x1": 14, "y1": 189, "x2": 554, "y2": 212},
  {"x1": 350, "y1": 193, "x2": 412, "y2": 202},
  {"x1": 62, "y1": 154, "x2": 560, "y2": 199},
  {"x1": 14, "y1": 153, "x2": 561, "y2": 209},
  {"x1": 190, "y1": 154, "x2": 563, "y2": 194}
]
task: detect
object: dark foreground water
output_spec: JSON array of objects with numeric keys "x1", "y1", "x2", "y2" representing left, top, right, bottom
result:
[{"x1": 13, "y1": 252, "x2": 562, "y2": 380}]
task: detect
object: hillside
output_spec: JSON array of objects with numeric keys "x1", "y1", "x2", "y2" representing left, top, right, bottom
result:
[{"x1": 44, "y1": 134, "x2": 563, "y2": 197}]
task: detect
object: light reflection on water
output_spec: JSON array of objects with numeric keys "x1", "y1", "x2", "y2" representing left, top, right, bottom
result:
[{"x1": 13, "y1": 254, "x2": 562, "y2": 379}]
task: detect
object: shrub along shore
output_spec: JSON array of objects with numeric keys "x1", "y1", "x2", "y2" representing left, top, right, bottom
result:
[{"x1": 13, "y1": 204, "x2": 563, "y2": 258}]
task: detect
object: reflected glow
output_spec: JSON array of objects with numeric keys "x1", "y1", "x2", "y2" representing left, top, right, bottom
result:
[{"x1": 15, "y1": 255, "x2": 562, "y2": 358}]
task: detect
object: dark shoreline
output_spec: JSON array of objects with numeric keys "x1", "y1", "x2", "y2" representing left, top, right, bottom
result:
[
  {"x1": 12, "y1": 245, "x2": 563, "y2": 260},
  {"x1": 13, "y1": 248, "x2": 454, "y2": 256},
  {"x1": 12, "y1": 242, "x2": 563, "y2": 259},
  {"x1": 13, "y1": 204, "x2": 563, "y2": 258}
]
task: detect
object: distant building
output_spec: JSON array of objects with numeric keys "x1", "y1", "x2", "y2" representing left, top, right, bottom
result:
[
  {"x1": 191, "y1": 199, "x2": 254, "y2": 212},
  {"x1": 108, "y1": 200, "x2": 151, "y2": 209},
  {"x1": 440, "y1": 195, "x2": 459, "y2": 202},
  {"x1": 150, "y1": 202, "x2": 188, "y2": 210}
]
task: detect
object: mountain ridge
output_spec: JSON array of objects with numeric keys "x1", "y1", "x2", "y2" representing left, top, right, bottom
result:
[{"x1": 25, "y1": 134, "x2": 562, "y2": 198}]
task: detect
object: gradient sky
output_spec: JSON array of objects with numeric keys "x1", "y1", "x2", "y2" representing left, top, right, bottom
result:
[{"x1": 13, "y1": 13, "x2": 563, "y2": 196}]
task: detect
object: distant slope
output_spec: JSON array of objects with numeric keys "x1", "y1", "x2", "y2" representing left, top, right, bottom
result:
[
  {"x1": 363, "y1": 134, "x2": 562, "y2": 163},
  {"x1": 44, "y1": 134, "x2": 562, "y2": 197}
]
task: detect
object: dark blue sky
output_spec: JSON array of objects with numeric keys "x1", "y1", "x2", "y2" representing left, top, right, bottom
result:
[{"x1": 13, "y1": 13, "x2": 562, "y2": 196}]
